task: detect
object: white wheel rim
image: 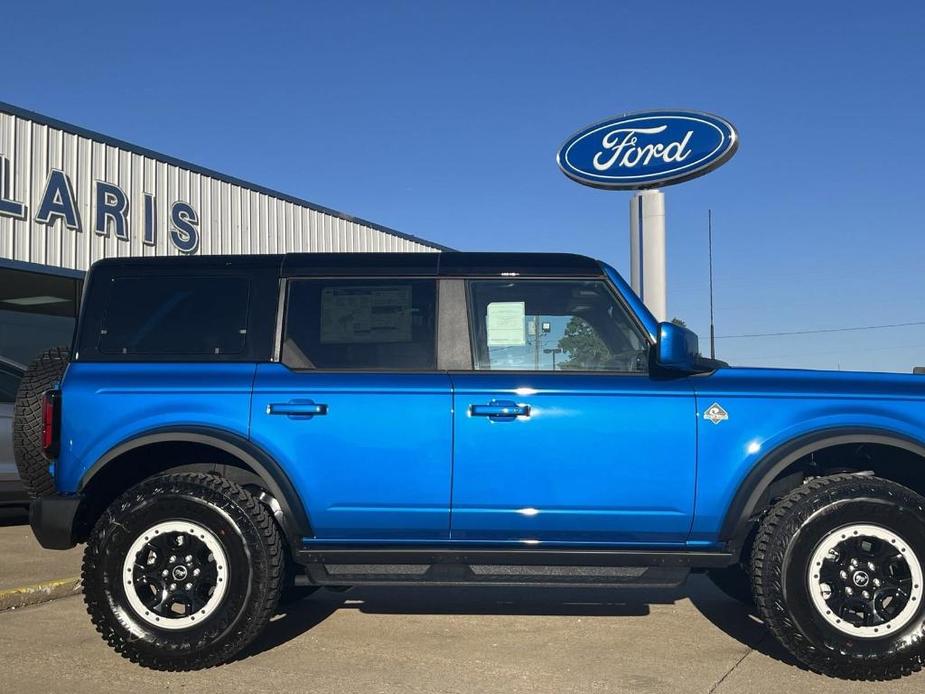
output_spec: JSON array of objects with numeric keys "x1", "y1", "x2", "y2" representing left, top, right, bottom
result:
[
  {"x1": 807, "y1": 523, "x2": 923, "y2": 638},
  {"x1": 121, "y1": 520, "x2": 229, "y2": 631}
]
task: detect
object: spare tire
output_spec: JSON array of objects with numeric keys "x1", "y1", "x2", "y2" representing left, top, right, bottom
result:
[{"x1": 13, "y1": 346, "x2": 70, "y2": 497}]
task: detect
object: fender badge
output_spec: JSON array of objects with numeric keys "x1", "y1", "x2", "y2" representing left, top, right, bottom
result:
[{"x1": 704, "y1": 403, "x2": 729, "y2": 424}]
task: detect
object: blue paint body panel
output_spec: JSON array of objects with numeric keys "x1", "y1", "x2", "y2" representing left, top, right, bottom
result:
[
  {"x1": 56, "y1": 362, "x2": 257, "y2": 493},
  {"x1": 249, "y1": 365, "x2": 453, "y2": 540},
  {"x1": 689, "y1": 367, "x2": 925, "y2": 543},
  {"x1": 449, "y1": 373, "x2": 696, "y2": 544}
]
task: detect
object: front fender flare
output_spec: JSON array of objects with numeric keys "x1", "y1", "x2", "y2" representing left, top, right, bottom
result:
[{"x1": 719, "y1": 426, "x2": 925, "y2": 544}]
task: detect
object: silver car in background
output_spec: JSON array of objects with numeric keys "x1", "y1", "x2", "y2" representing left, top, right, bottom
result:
[{"x1": 0, "y1": 357, "x2": 26, "y2": 506}]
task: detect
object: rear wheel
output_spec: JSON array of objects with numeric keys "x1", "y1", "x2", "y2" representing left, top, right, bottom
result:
[
  {"x1": 82, "y1": 473, "x2": 283, "y2": 670},
  {"x1": 752, "y1": 474, "x2": 925, "y2": 680}
]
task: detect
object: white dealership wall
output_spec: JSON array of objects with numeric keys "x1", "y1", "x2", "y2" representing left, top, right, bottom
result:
[{"x1": 0, "y1": 102, "x2": 444, "y2": 273}]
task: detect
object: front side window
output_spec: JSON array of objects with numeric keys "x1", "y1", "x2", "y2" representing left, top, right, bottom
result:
[
  {"x1": 283, "y1": 278, "x2": 437, "y2": 370},
  {"x1": 99, "y1": 276, "x2": 250, "y2": 355},
  {"x1": 468, "y1": 279, "x2": 649, "y2": 372}
]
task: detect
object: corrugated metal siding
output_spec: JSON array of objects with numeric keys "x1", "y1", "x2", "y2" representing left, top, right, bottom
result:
[{"x1": 0, "y1": 108, "x2": 440, "y2": 273}]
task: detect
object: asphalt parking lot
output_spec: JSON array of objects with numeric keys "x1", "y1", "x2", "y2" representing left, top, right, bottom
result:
[{"x1": 1, "y1": 513, "x2": 924, "y2": 694}]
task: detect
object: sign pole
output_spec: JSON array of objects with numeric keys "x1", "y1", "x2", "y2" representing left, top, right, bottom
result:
[{"x1": 629, "y1": 189, "x2": 667, "y2": 322}]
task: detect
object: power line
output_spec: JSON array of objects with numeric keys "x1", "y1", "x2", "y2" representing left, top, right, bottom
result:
[
  {"x1": 716, "y1": 321, "x2": 925, "y2": 339},
  {"x1": 727, "y1": 342, "x2": 925, "y2": 361}
]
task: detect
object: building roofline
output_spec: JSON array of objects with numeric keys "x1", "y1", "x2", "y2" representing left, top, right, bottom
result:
[{"x1": 0, "y1": 101, "x2": 452, "y2": 252}]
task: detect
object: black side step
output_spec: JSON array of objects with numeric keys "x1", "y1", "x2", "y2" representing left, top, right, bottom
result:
[
  {"x1": 294, "y1": 548, "x2": 733, "y2": 587},
  {"x1": 303, "y1": 563, "x2": 690, "y2": 588}
]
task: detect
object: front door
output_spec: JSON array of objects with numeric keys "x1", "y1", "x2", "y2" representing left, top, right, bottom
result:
[
  {"x1": 250, "y1": 277, "x2": 452, "y2": 541},
  {"x1": 450, "y1": 278, "x2": 696, "y2": 545}
]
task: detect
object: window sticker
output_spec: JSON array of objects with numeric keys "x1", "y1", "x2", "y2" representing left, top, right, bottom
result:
[
  {"x1": 486, "y1": 301, "x2": 526, "y2": 346},
  {"x1": 320, "y1": 285, "x2": 413, "y2": 344}
]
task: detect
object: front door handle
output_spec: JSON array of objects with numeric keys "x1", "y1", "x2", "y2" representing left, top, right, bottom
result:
[
  {"x1": 267, "y1": 400, "x2": 328, "y2": 419},
  {"x1": 469, "y1": 400, "x2": 530, "y2": 420}
]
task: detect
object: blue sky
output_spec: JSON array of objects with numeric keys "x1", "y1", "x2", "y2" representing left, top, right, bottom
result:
[{"x1": 2, "y1": 1, "x2": 924, "y2": 371}]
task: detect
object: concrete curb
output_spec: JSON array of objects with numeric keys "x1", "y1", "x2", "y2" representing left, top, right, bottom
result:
[{"x1": 0, "y1": 577, "x2": 82, "y2": 611}]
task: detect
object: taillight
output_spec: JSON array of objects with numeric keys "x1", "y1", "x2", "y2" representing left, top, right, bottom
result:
[{"x1": 42, "y1": 389, "x2": 61, "y2": 458}]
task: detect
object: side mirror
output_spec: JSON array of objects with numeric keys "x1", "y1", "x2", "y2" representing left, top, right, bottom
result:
[{"x1": 656, "y1": 322, "x2": 700, "y2": 371}]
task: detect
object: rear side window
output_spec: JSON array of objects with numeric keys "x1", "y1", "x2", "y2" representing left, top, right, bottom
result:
[
  {"x1": 99, "y1": 276, "x2": 250, "y2": 355},
  {"x1": 283, "y1": 278, "x2": 437, "y2": 370}
]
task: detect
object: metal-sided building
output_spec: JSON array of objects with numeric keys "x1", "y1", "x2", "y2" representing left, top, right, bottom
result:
[{"x1": 0, "y1": 102, "x2": 445, "y2": 372}]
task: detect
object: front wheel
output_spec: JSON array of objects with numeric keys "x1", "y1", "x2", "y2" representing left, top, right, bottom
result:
[
  {"x1": 82, "y1": 473, "x2": 284, "y2": 670},
  {"x1": 752, "y1": 474, "x2": 925, "y2": 680}
]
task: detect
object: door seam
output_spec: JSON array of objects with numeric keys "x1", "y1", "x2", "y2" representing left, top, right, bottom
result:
[{"x1": 447, "y1": 371, "x2": 457, "y2": 539}]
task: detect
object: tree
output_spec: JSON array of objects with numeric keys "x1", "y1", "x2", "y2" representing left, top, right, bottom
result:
[{"x1": 557, "y1": 316, "x2": 611, "y2": 370}]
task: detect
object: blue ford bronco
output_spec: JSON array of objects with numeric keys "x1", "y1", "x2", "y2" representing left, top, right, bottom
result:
[{"x1": 15, "y1": 252, "x2": 925, "y2": 678}]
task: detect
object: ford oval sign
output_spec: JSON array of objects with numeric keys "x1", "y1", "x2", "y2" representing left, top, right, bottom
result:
[{"x1": 557, "y1": 110, "x2": 738, "y2": 189}]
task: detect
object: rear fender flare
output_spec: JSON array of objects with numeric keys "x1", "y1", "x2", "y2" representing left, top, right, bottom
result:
[{"x1": 79, "y1": 426, "x2": 312, "y2": 547}]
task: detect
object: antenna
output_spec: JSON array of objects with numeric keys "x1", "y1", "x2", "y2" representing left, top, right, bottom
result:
[{"x1": 708, "y1": 209, "x2": 716, "y2": 359}]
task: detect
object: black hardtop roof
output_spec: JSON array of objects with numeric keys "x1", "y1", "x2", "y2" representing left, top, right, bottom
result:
[{"x1": 89, "y1": 252, "x2": 605, "y2": 278}]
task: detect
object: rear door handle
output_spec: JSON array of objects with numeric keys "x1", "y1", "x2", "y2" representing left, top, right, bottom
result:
[
  {"x1": 469, "y1": 400, "x2": 530, "y2": 419},
  {"x1": 267, "y1": 400, "x2": 328, "y2": 419}
]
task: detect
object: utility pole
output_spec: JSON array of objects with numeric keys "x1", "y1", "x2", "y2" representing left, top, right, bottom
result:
[{"x1": 708, "y1": 209, "x2": 716, "y2": 360}]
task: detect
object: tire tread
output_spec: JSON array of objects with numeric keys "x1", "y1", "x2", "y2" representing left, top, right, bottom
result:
[
  {"x1": 751, "y1": 473, "x2": 925, "y2": 680},
  {"x1": 12, "y1": 346, "x2": 70, "y2": 497},
  {"x1": 82, "y1": 472, "x2": 284, "y2": 671}
]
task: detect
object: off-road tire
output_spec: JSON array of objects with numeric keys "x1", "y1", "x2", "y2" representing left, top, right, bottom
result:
[
  {"x1": 752, "y1": 474, "x2": 925, "y2": 680},
  {"x1": 82, "y1": 473, "x2": 284, "y2": 670},
  {"x1": 13, "y1": 346, "x2": 70, "y2": 497},
  {"x1": 707, "y1": 562, "x2": 754, "y2": 606}
]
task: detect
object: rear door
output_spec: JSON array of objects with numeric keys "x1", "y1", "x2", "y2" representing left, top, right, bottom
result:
[
  {"x1": 449, "y1": 278, "x2": 697, "y2": 544},
  {"x1": 250, "y1": 277, "x2": 453, "y2": 541}
]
